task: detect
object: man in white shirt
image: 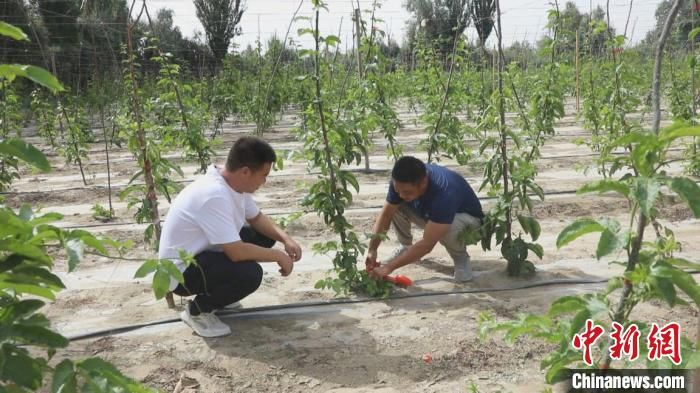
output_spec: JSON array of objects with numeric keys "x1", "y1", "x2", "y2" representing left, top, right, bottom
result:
[{"x1": 159, "y1": 136, "x2": 302, "y2": 337}]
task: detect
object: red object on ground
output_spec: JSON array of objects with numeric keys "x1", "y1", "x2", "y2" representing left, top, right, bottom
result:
[
  {"x1": 385, "y1": 274, "x2": 413, "y2": 287},
  {"x1": 422, "y1": 353, "x2": 433, "y2": 364}
]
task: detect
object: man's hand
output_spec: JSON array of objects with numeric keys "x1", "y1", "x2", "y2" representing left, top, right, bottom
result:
[
  {"x1": 365, "y1": 250, "x2": 378, "y2": 271},
  {"x1": 368, "y1": 263, "x2": 393, "y2": 280},
  {"x1": 284, "y1": 238, "x2": 302, "y2": 262},
  {"x1": 276, "y1": 251, "x2": 294, "y2": 276}
]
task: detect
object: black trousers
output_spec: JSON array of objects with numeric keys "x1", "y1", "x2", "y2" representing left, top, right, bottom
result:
[{"x1": 173, "y1": 226, "x2": 275, "y2": 314}]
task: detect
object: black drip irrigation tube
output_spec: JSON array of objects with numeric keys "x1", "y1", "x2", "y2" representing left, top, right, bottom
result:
[{"x1": 66, "y1": 277, "x2": 609, "y2": 342}]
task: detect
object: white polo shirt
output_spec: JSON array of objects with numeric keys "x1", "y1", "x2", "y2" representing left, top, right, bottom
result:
[{"x1": 158, "y1": 165, "x2": 260, "y2": 290}]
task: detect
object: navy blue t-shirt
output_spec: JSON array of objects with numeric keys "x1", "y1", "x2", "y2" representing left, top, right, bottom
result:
[{"x1": 387, "y1": 164, "x2": 484, "y2": 224}]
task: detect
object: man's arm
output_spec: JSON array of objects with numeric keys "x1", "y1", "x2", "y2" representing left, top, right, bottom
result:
[
  {"x1": 220, "y1": 242, "x2": 294, "y2": 276},
  {"x1": 370, "y1": 220, "x2": 449, "y2": 278},
  {"x1": 366, "y1": 202, "x2": 400, "y2": 261},
  {"x1": 247, "y1": 212, "x2": 302, "y2": 261}
]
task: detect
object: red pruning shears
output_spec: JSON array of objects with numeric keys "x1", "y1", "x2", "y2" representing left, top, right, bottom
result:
[{"x1": 365, "y1": 258, "x2": 413, "y2": 287}]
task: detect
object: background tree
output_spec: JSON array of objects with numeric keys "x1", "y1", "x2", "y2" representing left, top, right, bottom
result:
[
  {"x1": 469, "y1": 0, "x2": 494, "y2": 48},
  {"x1": 37, "y1": 0, "x2": 82, "y2": 86},
  {"x1": 194, "y1": 0, "x2": 245, "y2": 68},
  {"x1": 404, "y1": 0, "x2": 470, "y2": 57},
  {"x1": 642, "y1": 0, "x2": 698, "y2": 52},
  {"x1": 537, "y1": 2, "x2": 611, "y2": 60}
]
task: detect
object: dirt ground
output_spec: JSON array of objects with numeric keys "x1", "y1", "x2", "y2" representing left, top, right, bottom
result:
[{"x1": 7, "y1": 101, "x2": 699, "y2": 392}]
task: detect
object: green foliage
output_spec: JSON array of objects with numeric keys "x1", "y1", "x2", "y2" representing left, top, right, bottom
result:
[
  {"x1": 150, "y1": 50, "x2": 215, "y2": 173},
  {"x1": 58, "y1": 98, "x2": 93, "y2": 185},
  {"x1": 0, "y1": 203, "x2": 156, "y2": 392},
  {"x1": 484, "y1": 122, "x2": 700, "y2": 382},
  {"x1": 296, "y1": 1, "x2": 393, "y2": 298},
  {"x1": 134, "y1": 255, "x2": 186, "y2": 300},
  {"x1": 343, "y1": 10, "x2": 403, "y2": 165},
  {"x1": 30, "y1": 89, "x2": 59, "y2": 148},
  {"x1": 414, "y1": 37, "x2": 470, "y2": 165},
  {"x1": 117, "y1": 37, "x2": 187, "y2": 245},
  {"x1": 467, "y1": 45, "x2": 564, "y2": 276},
  {"x1": 0, "y1": 81, "x2": 23, "y2": 138},
  {"x1": 578, "y1": 33, "x2": 648, "y2": 178},
  {"x1": 91, "y1": 203, "x2": 115, "y2": 222}
]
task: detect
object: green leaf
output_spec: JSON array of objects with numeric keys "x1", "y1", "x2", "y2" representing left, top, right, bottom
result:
[
  {"x1": 0, "y1": 65, "x2": 63, "y2": 93},
  {"x1": 548, "y1": 296, "x2": 586, "y2": 317},
  {"x1": 690, "y1": 27, "x2": 700, "y2": 41},
  {"x1": 659, "y1": 125, "x2": 700, "y2": 142},
  {"x1": 28, "y1": 212, "x2": 63, "y2": 226},
  {"x1": 650, "y1": 276, "x2": 677, "y2": 307},
  {"x1": 577, "y1": 180, "x2": 630, "y2": 198},
  {"x1": 556, "y1": 219, "x2": 605, "y2": 248},
  {"x1": 665, "y1": 258, "x2": 700, "y2": 272},
  {"x1": 0, "y1": 243, "x2": 51, "y2": 264},
  {"x1": 11, "y1": 324, "x2": 68, "y2": 348},
  {"x1": 76, "y1": 234, "x2": 107, "y2": 255},
  {"x1": 152, "y1": 269, "x2": 171, "y2": 299},
  {"x1": 133, "y1": 260, "x2": 158, "y2": 278},
  {"x1": 160, "y1": 259, "x2": 184, "y2": 284},
  {"x1": 632, "y1": 177, "x2": 660, "y2": 217},
  {"x1": 0, "y1": 139, "x2": 51, "y2": 172},
  {"x1": 0, "y1": 22, "x2": 28, "y2": 41},
  {"x1": 517, "y1": 214, "x2": 541, "y2": 241},
  {"x1": 596, "y1": 229, "x2": 626, "y2": 259},
  {"x1": 0, "y1": 281, "x2": 56, "y2": 300},
  {"x1": 14, "y1": 266, "x2": 64, "y2": 289},
  {"x1": 2, "y1": 299, "x2": 45, "y2": 322},
  {"x1": 77, "y1": 357, "x2": 153, "y2": 392},
  {"x1": 1, "y1": 346, "x2": 45, "y2": 389},
  {"x1": 686, "y1": 351, "x2": 700, "y2": 369},
  {"x1": 324, "y1": 34, "x2": 341, "y2": 46},
  {"x1": 52, "y1": 359, "x2": 77, "y2": 393},
  {"x1": 526, "y1": 242, "x2": 544, "y2": 259},
  {"x1": 297, "y1": 28, "x2": 314, "y2": 37},
  {"x1": 568, "y1": 309, "x2": 592, "y2": 338},
  {"x1": 669, "y1": 177, "x2": 700, "y2": 218},
  {"x1": 670, "y1": 269, "x2": 700, "y2": 307},
  {"x1": 65, "y1": 239, "x2": 84, "y2": 272}
]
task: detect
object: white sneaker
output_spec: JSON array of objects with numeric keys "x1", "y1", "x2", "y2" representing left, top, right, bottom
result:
[
  {"x1": 223, "y1": 301, "x2": 242, "y2": 310},
  {"x1": 180, "y1": 306, "x2": 231, "y2": 337},
  {"x1": 453, "y1": 256, "x2": 473, "y2": 282},
  {"x1": 387, "y1": 245, "x2": 409, "y2": 262}
]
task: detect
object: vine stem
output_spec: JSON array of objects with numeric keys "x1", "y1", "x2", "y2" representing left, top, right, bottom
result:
[
  {"x1": 652, "y1": 0, "x2": 685, "y2": 134},
  {"x1": 126, "y1": 0, "x2": 162, "y2": 243},
  {"x1": 494, "y1": 0, "x2": 512, "y2": 239},
  {"x1": 426, "y1": 21, "x2": 461, "y2": 164},
  {"x1": 602, "y1": 0, "x2": 683, "y2": 368},
  {"x1": 312, "y1": 7, "x2": 346, "y2": 246}
]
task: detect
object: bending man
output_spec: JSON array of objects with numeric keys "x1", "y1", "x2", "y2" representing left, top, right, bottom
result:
[{"x1": 365, "y1": 156, "x2": 483, "y2": 282}]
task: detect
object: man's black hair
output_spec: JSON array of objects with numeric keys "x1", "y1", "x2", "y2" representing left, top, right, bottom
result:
[
  {"x1": 226, "y1": 136, "x2": 276, "y2": 171},
  {"x1": 392, "y1": 156, "x2": 427, "y2": 184}
]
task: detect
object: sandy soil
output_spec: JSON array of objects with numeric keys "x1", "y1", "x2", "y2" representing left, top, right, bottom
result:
[{"x1": 6, "y1": 102, "x2": 699, "y2": 392}]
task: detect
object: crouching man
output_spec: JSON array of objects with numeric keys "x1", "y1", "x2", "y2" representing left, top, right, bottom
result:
[
  {"x1": 365, "y1": 156, "x2": 483, "y2": 282},
  {"x1": 159, "y1": 136, "x2": 302, "y2": 337}
]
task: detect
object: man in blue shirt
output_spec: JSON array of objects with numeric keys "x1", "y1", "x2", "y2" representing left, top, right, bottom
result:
[{"x1": 365, "y1": 156, "x2": 484, "y2": 282}]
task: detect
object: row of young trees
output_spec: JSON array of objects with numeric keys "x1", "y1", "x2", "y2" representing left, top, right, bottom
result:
[{"x1": 2, "y1": 0, "x2": 700, "y2": 391}]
